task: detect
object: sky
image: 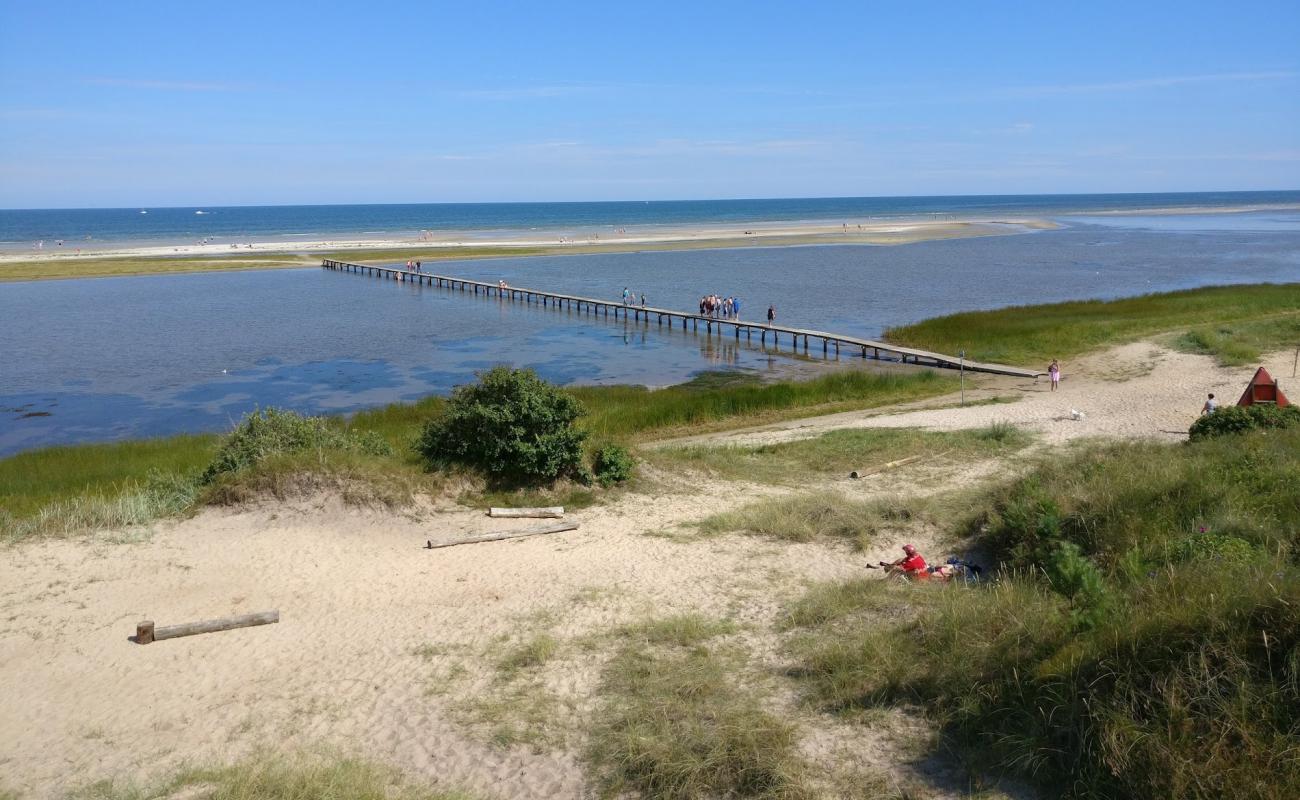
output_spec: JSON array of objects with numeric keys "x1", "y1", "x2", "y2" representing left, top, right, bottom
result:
[{"x1": 1, "y1": 1, "x2": 1297, "y2": 208}]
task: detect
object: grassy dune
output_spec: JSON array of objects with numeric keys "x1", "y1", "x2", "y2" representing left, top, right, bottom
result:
[
  {"x1": 787, "y1": 427, "x2": 1300, "y2": 799},
  {"x1": 884, "y1": 282, "x2": 1300, "y2": 366}
]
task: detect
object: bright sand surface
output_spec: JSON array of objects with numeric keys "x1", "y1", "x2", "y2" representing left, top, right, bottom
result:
[
  {"x1": 1, "y1": 343, "x2": 1291, "y2": 798},
  {"x1": 0, "y1": 217, "x2": 1053, "y2": 266}
]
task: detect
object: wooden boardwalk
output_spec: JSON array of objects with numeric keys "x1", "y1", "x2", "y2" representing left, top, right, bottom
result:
[{"x1": 321, "y1": 259, "x2": 1042, "y2": 378}]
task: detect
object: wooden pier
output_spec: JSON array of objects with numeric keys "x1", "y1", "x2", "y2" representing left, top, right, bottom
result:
[{"x1": 321, "y1": 259, "x2": 1041, "y2": 378}]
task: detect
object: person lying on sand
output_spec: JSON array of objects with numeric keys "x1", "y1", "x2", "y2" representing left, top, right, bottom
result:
[{"x1": 882, "y1": 544, "x2": 928, "y2": 578}]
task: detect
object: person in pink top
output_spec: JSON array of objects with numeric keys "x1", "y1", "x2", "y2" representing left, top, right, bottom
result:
[{"x1": 1048, "y1": 359, "x2": 1061, "y2": 391}]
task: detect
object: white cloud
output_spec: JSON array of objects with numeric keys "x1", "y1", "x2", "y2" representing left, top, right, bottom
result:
[
  {"x1": 990, "y1": 71, "x2": 1297, "y2": 98},
  {"x1": 86, "y1": 77, "x2": 242, "y2": 92}
]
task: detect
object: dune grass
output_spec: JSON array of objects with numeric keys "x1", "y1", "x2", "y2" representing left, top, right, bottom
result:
[
  {"x1": 884, "y1": 282, "x2": 1300, "y2": 366},
  {"x1": 0, "y1": 435, "x2": 216, "y2": 519},
  {"x1": 571, "y1": 368, "x2": 954, "y2": 442},
  {"x1": 699, "y1": 490, "x2": 945, "y2": 551},
  {"x1": 786, "y1": 427, "x2": 1300, "y2": 800},
  {"x1": 655, "y1": 423, "x2": 1032, "y2": 486},
  {"x1": 614, "y1": 613, "x2": 739, "y2": 647},
  {"x1": 589, "y1": 619, "x2": 808, "y2": 799},
  {"x1": 68, "y1": 752, "x2": 478, "y2": 800}
]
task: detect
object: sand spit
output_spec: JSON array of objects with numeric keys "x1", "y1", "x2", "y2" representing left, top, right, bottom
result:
[
  {"x1": 0, "y1": 217, "x2": 1051, "y2": 266},
  {"x1": 2, "y1": 344, "x2": 1292, "y2": 798}
]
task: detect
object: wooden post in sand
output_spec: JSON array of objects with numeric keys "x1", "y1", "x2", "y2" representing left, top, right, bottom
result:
[{"x1": 136, "y1": 611, "x2": 279, "y2": 645}]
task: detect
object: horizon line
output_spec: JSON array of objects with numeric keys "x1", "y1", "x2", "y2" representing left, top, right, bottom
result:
[{"x1": 4, "y1": 188, "x2": 1300, "y2": 213}]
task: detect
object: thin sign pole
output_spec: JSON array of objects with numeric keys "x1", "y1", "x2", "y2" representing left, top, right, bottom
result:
[{"x1": 959, "y1": 350, "x2": 966, "y2": 405}]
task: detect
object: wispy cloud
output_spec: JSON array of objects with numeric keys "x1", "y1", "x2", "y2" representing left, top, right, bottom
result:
[
  {"x1": 990, "y1": 70, "x2": 1297, "y2": 98},
  {"x1": 86, "y1": 77, "x2": 243, "y2": 92},
  {"x1": 452, "y1": 84, "x2": 599, "y2": 101}
]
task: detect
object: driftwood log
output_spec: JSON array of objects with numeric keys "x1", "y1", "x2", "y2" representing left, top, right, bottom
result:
[
  {"x1": 488, "y1": 506, "x2": 564, "y2": 519},
  {"x1": 135, "y1": 610, "x2": 279, "y2": 644},
  {"x1": 850, "y1": 449, "x2": 951, "y2": 479},
  {"x1": 426, "y1": 521, "x2": 578, "y2": 549}
]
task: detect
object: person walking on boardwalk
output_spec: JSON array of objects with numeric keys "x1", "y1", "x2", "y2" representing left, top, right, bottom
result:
[
  {"x1": 640, "y1": 293, "x2": 647, "y2": 308},
  {"x1": 767, "y1": 304, "x2": 776, "y2": 325},
  {"x1": 1048, "y1": 359, "x2": 1061, "y2": 391},
  {"x1": 732, "y1": 296, "x2": 741, "y2": 320},
  {"x1": 622, "y1": 287, "x2": 631, "y2": 305}
]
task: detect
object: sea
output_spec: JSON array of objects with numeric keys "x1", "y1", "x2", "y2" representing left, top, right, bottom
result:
[
  {"x1": 2, "y1": 193, "x2": 1299, "y2": 456},
  {"x1": 3, "y1": 191, "x2": 1299, "y2": 251}
]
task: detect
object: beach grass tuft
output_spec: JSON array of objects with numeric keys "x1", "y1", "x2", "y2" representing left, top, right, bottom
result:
[
  {"x1": 589, "y1": 633, "x2": 809, "y2": 799},
  {"x1": 68, "y1": 750, "x2": 479, "y2": 800}
]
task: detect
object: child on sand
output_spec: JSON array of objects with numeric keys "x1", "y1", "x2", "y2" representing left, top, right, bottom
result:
[
  {"x1": 1048, "y1": 359, "x2": 1061, "y2": 391},
  {"x1": 1202, "y1": 393, "x2": 1217, "y2": 414}
]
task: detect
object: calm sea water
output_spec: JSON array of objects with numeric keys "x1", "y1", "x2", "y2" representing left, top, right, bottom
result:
[
  {"x1": 3, "y1": 191, "x2": 1299, "y2": 251},
  {"x1": 2, "y1": 210, "x2": 1299, "y2": 456}
]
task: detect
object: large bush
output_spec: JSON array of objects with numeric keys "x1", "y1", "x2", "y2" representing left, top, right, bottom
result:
[
  {"x1": 1189, "y1": 403, "x2": 1300, "y2": 440},
  {"x1": 201, "y1": 408, "x2": 392, "y2": 483},
  {"x1": 415, "y1": 367, "x2": 587, "y2": 484}
]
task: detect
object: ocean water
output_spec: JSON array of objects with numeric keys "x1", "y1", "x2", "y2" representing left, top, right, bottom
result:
[
  {"x1": 2, "y1": 210, "x2": 1298, "y2": 456},
  {"x1": 3, "y1": 191, "x2": 1299, "y2": 251}
]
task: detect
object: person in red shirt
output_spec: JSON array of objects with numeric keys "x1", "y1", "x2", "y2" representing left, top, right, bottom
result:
[{"x1": 884, "y1": 544, "x2": 929, "y2": 579}]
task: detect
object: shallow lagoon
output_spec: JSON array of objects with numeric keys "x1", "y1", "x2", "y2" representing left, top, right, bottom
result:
[{"x1": 2, "y1": 214, "x2": 1298, "y2": 455}]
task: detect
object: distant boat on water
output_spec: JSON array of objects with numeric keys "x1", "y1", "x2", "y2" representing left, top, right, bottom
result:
[
  {"x1": 139, "y1": 210, "x2": 148, "y2": 214},
  {"x1": 195, "y1": 210, "x2": 208, "y2": 215}
]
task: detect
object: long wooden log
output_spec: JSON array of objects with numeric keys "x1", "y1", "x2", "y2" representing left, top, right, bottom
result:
[
  {"x1": 136, "y1": 610, "x2": 279, "y2": 644},
  {"x1": 848, "y1": 451, "x2": 941, "y2": 479},
  {"x1": 488, "y1": 506, "x2": 564, "y2": 519},
  {"x1": 426, "y1": 521, "x2": 578, "y2": 549}
]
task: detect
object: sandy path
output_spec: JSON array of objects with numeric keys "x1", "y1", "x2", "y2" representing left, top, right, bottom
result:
[{"x1": 661, "y1": 343, "x2": 1295, "y2": 449}]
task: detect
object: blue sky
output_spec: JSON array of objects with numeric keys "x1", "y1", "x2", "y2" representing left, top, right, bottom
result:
[{"x1": 1, "y1": 1, "x2": 1297, "y2": 207}]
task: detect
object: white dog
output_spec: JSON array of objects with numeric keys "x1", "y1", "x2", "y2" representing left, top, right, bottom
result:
[{"x1": 1070, "y1": 408, "x2": 1086, "y2": 421}]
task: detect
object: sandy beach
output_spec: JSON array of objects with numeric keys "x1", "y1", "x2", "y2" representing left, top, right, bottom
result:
[
  {"x1": 2, "y1": 341, "x2": 1289, "y2": 798},
  {"x1": 0, "y1": 217, "x2": 1054, "y2": 266}
]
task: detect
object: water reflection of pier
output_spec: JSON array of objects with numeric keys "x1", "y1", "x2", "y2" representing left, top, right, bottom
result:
[{"x1": 322, "y1": 259, "x2": 1040, "y2": 377}]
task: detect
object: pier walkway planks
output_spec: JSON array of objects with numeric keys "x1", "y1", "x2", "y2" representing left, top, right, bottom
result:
[{"x1": 322, "y1": 259, "x2": 1041, "y2": 378}]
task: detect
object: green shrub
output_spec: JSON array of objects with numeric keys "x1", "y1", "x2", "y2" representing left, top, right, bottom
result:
[
  {"x1": 1169, "y1": 529, "x2": 1261, "y2": 566},
  {"x1": 1188, "y1": 403, "x2": 1300, "y2": 440},
  {"x1": 592, "y1": 444, "x2": 634, "y2": 487},
  {"x1": 415, "y1": 367, "x2": 587, "y2": 485},
  {"x1": 201, "y1": 408, "x2": 393, "y2": 484},
  {"x1": 1046, "y1": 540, "x2": 1111, "y2": 629}
]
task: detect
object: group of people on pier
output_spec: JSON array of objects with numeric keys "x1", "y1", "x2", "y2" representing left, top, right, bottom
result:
[{"x1": 699, "y1": 294, "x2": 742, "y2": 319}]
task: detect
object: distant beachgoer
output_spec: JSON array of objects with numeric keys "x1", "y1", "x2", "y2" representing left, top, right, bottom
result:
[
  {"x1": 732, "y1": 297, "x2": 741, "y2": 319},
  {"x1": 622, "y1": 287, "x2": 630, "y2": 305},
  {"x1": 415, "y1": 260, "x2": 422, "y2": 273},
  {"x1": 640, "y1": 293, "x2": 647, "y2": 308},
  {"x1": 1202, "y1": 393, "x2": 1217, "y2": 415},
  {"x1": 767, "y1": 304, "x2": 775, "y2": 324},
  {"x1": 1048, "y1": 359, "x2": 1061, "y2": 391}
]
